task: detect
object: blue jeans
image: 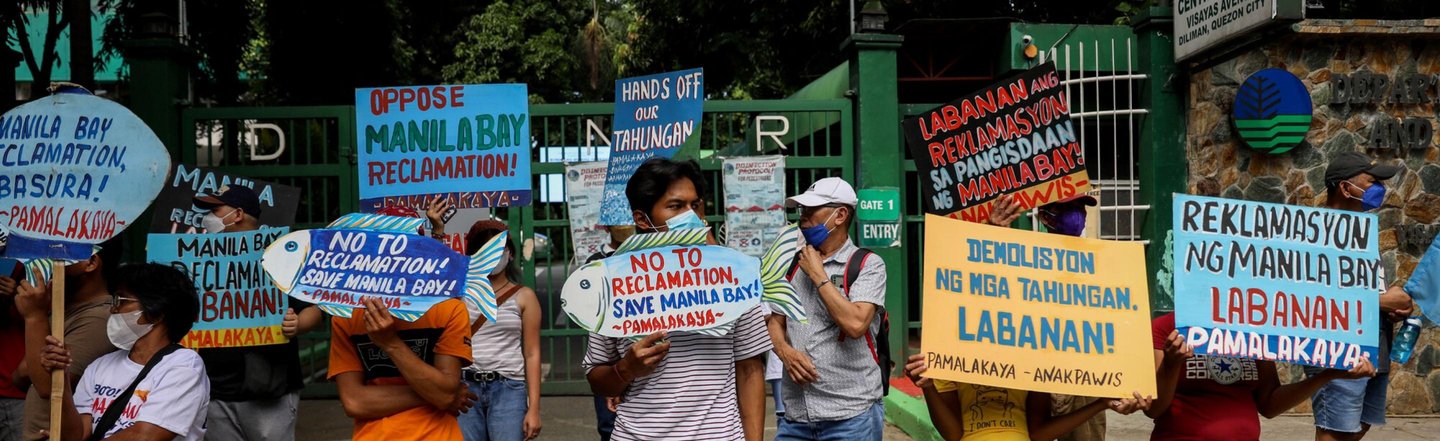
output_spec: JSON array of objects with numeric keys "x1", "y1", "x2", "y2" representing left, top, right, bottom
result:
[
  {"x1": 458, "y1": 378, "x2": 529, "y2": 441},
  {"x1": 1305, "y1": 368, "x2": 1389, "y2": 433},
  {"x1": 769, "y1": 379, "x2": 786, "y2": 416},
  {"x1": 775, "y1": 402, "x2": 883, "y2": 441},
  {"x1": 593, "y1": 394, "x2": 616, "y2": 441}
]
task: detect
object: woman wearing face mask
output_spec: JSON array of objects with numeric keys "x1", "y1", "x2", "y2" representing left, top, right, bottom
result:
[
  {"x1": 31, "y1": 263, "x2": 208, "y2": 441},
  {"x1": 457, "y1": 220, "x2": 543, "y2": 441}
]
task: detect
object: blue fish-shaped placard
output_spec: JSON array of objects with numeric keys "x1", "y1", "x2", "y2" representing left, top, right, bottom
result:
[
  {"x1": 261, "y1": 213, "x2": 507, "y2": 322},
  {"x1": 562, "y1": 224, "x2": 806, "y2": 338}
]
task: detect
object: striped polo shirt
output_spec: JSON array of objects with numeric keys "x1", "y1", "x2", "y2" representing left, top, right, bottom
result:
[
  {"x1": 780, "y1": 239, "x2": 887, "y2": 422},
  {"x1": 583, "y1": 305, "x2": 772, "y2": 441}
]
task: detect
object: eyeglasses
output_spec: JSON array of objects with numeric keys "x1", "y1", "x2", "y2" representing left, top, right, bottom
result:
[{"x1": 110, "y1": 295, "x2": 141, "y2": 308}]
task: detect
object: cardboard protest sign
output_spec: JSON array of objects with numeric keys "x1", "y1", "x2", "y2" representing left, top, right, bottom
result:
[
  {"x1": 919, "y1": 215, "x2": 1156, "y2": 398},
  {"x1": 261, "y1": 213, "x2": 508, "y2": 322},
  {"x1": 0, "y1": 90, "x2": 171, "y2": 260},
  {"x1": 1173, "y1": 195, "x2": 1381, "y2": 369},
  {"x1": 598, "y1": 68, "x2": 705, "y2": 225},
  {"x1": 561, "y1": 225, "x2": 806, "y2": 338},
  {"x1": 722, "y1": 156, "x2": 786, "y2": 258},
  {"x1": 902, "y1": 62, "x2": 1090, "y2": 223},
  {"x1": 150, "y1": 164, "x2": 300, "y2": 233},
  {"x1": 149, "y1": 227, "x2": 291, "y2": 348},
  {"x1": 356, "y1": 84, "x2": 532, "y2": 212},
  {"x1": 1406, "y1": 233, "x2": 1440, "y2": 323},
  {"x1": 564, "y1": 161, "x2": 611, "y2": 261}
]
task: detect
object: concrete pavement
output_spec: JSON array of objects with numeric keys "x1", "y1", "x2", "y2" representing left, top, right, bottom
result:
[
  {"x1": 297, "y1": 396, "x2": 914, "y2": 440},
  {"x1": 297, "y1": 396, "x2": 1440, "y2": 440}
]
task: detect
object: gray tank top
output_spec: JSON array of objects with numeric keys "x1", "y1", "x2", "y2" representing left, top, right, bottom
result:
[{"x1": 469, "y1": 288, "x2": 525, "y2": 380}]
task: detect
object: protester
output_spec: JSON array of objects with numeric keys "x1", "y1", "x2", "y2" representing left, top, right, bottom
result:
[
  {"x1": 456, "y1": 220, "x2": 543, "y2": 441},
  {"x1": 767, "y1": 177, "x2": 887, "y2": 440},
  {"x1": 16, "y1": 238, "x2": 124, "y2": 441},
  {"x1": 192, "y1": 186, "x2": 322, "y2": 441},
  {"x1": 901, "y1": 192, "x2": 1149, "y2": 441},
  {"x1": 1305, "y1": 152, "x2": 1414, "y2": 441},
  {"x1": 583, "y1": 157, "x2": 771, "y2": 441},
  {"x1": 1147, "y1": 312, "x2": 1375, "y2": 441},
  {"x1": 34, "y1": 263, "x2": 208, "y2": 441},
  {"x1": 583, "y1": 225, "x2": 634, "y2": 441},
  {"x1": 1, "y1": 264, "x2": 23, "y2": 441},
  {"x1": 329, "y1": 295, "x2": 474, "y2": 440}
]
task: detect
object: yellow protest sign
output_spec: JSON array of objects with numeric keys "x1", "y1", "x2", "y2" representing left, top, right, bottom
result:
[{"x1": 919, "y1": 215, "x2": 1157, "y2": 398}]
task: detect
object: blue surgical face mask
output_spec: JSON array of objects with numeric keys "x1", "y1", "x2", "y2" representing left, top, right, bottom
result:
[
  {"x1": 1361, "y1": 182, "x2": 1386, "y2": 211},
  {"x1": 801, "y1": 208, "x2": 841, "y2": 246},
  {"x1": 1345, "y1": 181, "x2": 1386, "y2": 211},
  {"x1": 663, "y1": 209, "x2": 706, "y2": 231}
]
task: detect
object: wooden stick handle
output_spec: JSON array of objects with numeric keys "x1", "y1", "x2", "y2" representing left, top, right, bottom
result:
[{"x1": 50, "y1": 261, "x2": 64, "y2": 440}]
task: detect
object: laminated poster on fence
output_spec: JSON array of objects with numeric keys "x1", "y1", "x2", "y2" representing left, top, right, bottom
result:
[
  {"x1": 566, "y1": 161, "x2": 612, "y2": 261},
  {"x1": 919, "y1": 215, "x2": 1157, "y2": 398},
  {"x1": 1173, "y1": 195, "x2": 1380, "y2": 369},
  {"x1": 722, "y1": 156, "x2": 786, "y2": 258},
  {"x1": 148, "y1": 227, "x2": 291, "y2": 349}
]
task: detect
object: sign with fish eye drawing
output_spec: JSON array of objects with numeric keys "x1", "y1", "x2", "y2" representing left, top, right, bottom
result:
[
  {"x1": 902, "y1": 63, "x2": 1090, "y2": 224},
  {"x1": 1173, "y1": 195, "x2": 1380, "y2": 370},
  {"x1": 919, "y1": 215, "x2": 1156, "y2": 398},
  {"x1": 356, "y1": 84, "x2": 532, "y2": 213},
  {"x1": 149, "y1": 227, "x2": 291, "y2": 348},
  {"x1": 0, "y1": 90, "x2": 171, "y2": 260},
  {"x1": 261, "y1": 214, "x2": 507, "y2": 322},
  {"x1": 598, "y1": 68, "x2": 705, "y2": 225},
  {"x1": 562, "y1": 226, "x2": 807, "y2": 338}
]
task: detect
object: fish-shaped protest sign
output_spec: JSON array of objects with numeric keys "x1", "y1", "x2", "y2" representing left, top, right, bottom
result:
[
  {"x1": 261, "y1": 213, "x2": 507, "y2": 322},
  {"x1": 562, "y1": 224, "x2": 807, "y2": 338}
]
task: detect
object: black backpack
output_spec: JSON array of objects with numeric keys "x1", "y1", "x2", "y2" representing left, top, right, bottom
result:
[{"x1": 789, "y1": 248, "x2": 893, "y2": 395}]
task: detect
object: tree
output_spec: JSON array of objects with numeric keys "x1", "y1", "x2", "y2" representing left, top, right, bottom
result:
[
  {"x1": 443, "y1": 0, "x2": 595, "y2": 103},
  {"x1": 10, "y1": 1, "x2": 69, "y2": 98}
]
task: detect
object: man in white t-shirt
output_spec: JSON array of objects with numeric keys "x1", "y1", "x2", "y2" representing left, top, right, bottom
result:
[{"x1": 29, "y1": 263, "x2": 209, "y2": 441}]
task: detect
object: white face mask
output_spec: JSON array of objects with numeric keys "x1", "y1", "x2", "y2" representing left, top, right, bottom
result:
[
  {"x1": 201, "y1": 209, "x2": 237, "y2": 233},
  {"x1": 491, "y1": 252, "x2": 510, "y2": 277},
  {"x1": 107, "y1": 310, "x2": 155, "y2": 351}
]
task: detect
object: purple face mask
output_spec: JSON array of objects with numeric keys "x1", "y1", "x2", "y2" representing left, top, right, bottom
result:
[{"x1": 1043, "y1": 208, "x2": 1087, "y2": 237}]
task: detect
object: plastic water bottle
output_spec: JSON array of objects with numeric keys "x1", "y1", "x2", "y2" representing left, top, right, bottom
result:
[{"x1": 1391, "y1": 316, "x2": 1423, "y2": 364}]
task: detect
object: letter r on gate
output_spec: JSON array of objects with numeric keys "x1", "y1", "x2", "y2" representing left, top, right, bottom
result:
[{"x1": 755, "y1": 115, "x2": 790, "y2": 152}]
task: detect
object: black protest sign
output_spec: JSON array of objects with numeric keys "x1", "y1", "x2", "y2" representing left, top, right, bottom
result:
[
  {"x1": 150, "y1": 164, "x2": 300, "y2": 233},
  {"x1": 902, "y1": 62, "x2": 1091, "y2": 222}
]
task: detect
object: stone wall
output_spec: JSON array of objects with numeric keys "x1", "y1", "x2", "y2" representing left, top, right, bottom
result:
[{"x1": 1185, "y1": 20, "x2": 1440, "y2": 414}]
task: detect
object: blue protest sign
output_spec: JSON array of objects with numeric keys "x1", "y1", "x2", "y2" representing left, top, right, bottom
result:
[
  {"x1": 261, "y1": 213, "x2": 508, "y2": 322},
  {"x1": 0, "y1": 90, "x2": 171, "y2": 260},
  {"x1": 562, "y1": 225, "x2": 806, "y2": 338},
  {"x1": 149, "y1": 227, "x2": 291, "y2": 348},
  {"x1": 1405, "y1": 233, "x2": 1440, "y2": 323},
  {"x1": 598, "y1": 68, "x2": 704, "y2": 225},
  {"x1": 355, "y1": 84, "x2": 532, "y2": 212},
  {"x1": 1173, "y1": 195, "x2": 1381, "y2": 369}
]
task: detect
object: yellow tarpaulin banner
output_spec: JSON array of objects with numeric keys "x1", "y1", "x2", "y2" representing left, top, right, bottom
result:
[{"x1": 919, "y1": 214, "x2": 1157, "y2": 398}]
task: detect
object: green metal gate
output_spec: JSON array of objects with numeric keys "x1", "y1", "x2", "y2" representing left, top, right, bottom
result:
[
  {"x1": 179, "y1": 99, "x2": 854, "y2": 395},
  {"x1": 521, "y1": 99, "x2": 853, "y2": 393}
]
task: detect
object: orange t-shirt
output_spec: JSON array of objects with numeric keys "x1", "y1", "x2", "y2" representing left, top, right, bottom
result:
[{"x1": 328, "y1": 299, "x2": 473, "y2": 441}]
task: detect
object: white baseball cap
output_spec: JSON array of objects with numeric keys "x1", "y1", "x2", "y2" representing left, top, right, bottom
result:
[{"x1": 786, "y1": 177, "x2": 859, "y2": 208}]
